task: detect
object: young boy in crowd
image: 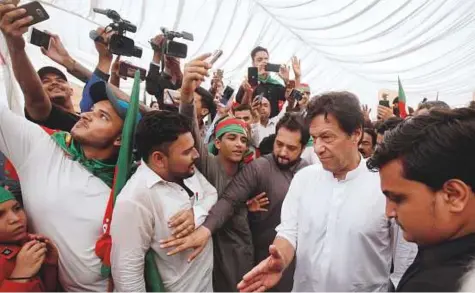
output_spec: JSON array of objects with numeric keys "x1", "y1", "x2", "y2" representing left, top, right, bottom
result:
[{"x1": 0, "y1": 187, "x2": 58, "y2": 291}]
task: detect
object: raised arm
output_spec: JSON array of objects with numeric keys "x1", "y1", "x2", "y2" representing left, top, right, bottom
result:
[{"x1": 179, "y1": 53, "x2": 213, "y2": 175}]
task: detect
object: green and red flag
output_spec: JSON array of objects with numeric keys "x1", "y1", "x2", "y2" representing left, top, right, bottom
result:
[
  {"x1": 398, "y1": 76, "x2": 408, "y2": 118},
  {"x1": 95, "y1": 71, "x2": 164, "y2": 291}
]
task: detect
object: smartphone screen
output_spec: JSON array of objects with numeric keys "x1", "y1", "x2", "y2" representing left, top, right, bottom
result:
[
  {"x1": 30, "y1": 28, "x2": 50, "y2": 49},
  {"x1": 265, "y1": 63, "x2": 281, "y2": 72},
  {"x1": 119, "y1": 62, "x2": 147, "y2": 81},
  {"x1": 220, "y1": 86, "x2": 234, "y2": 106},
  {"x1": 248, "y1": 67, "x2": 258, "y2": 87},
  {"x1": 379, "y1": 100, "x2": 390, "y2": 108}
]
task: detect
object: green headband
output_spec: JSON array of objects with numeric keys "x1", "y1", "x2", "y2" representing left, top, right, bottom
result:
[
  {"x1": 216, "y1": 124, "x2": 247, "y2": 139},
  {"x1": 0, "y1": 188, "x2": 15, "y2": 204}
]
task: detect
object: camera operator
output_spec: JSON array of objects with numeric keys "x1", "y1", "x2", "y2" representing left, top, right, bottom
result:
[{"x1": 146, "y1": 34, "x2": 183, "y2": 105}]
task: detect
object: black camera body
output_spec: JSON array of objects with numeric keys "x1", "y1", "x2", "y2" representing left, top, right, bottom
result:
[
  {"x1": 158, "y1": 27, "x2": 193, "y2": 59},
  {"x1": 91, "y1": 8, "x2": 142, "y2": 58}
]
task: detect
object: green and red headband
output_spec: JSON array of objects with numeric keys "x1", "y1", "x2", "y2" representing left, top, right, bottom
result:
[
  {"x1": 214, "y1": 117, "x2": 248, "y2": 139},
  {"x1": 298, "y1": 83, "x2": 310, "y2": 93}
]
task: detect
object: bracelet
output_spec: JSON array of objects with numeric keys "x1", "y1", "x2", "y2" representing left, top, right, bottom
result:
[{"x1": 7, "y1": 277, "x2": 33, "y2": 280}]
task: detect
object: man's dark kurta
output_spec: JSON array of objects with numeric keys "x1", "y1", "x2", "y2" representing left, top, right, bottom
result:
[
  {"x1": 203, "y1": 154, "x2": 308, "y2": 291},
  {"x1": 397, "y1": 233, "x2": 475, "y2": 292}
]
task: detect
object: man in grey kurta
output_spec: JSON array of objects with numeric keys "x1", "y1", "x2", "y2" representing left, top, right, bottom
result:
[
  {"x1": 165, "y1": 110, "x2": 310, "y2": 291},
  {"x1": 180, "y1": 101, "x2": 254, "y2": 292}
]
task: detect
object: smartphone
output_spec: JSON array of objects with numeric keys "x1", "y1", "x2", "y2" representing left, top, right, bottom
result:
[
  {"x1": 164, "y1": 89, "x2": 181, "y2": 105},
  {"x1": 265, "y1": 63, "x2": 281, "y2": 72},
  {"x1": 289, "y1": 89, "x2": 303, "y2": 101},
  {"x1": 248, "y1": 67, "x2": 258, "y2": 87},
  {"x1": 118, "y1": 62, "x2": 147, "y2": 81},
  {"x1": 216, "y1": 69, "x2": 224, "y2": 79},
  {"x1": 220, "y1": 86, "x2": 234, "y2": 106},
  {"x1": 207, "y1": 50, "x2": 223, "y2": 65},
  {"x1": 29, "y1": 28, "x2": 50, "y2": 49},
  {"x1": 379, "y1": 100, "x2": 390, "y2": 108},
  {"x1": 16, "y1": 1, "x2": 49, "y2": 26}
]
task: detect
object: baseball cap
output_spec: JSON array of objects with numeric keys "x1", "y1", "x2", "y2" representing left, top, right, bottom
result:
[
  {"x1": 89, "y1": 80, "x2": 142, "y2": 122},
  {"x1": 37, "y1": 66, "x2": 68, "y2": 82}
]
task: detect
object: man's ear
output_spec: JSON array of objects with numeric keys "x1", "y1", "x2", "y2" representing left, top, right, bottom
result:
[
  {"x1": 151, "y1": 150, "x2": 167, "y2": 169},
  {"x1": 214, "y1": 138, "x2": 221, "y2": 151},
  {"x1": 201, "y1": 108, "x2": 210, "y2": 118},
  {"x1": 442, "y1": 179, "x2": 472, "y2": 213},
  {"x1": 113, "y1": 135, "x2": 122, "y2": 147},
  {"x1": 352, "y1": 127, "x2": 363, "y2": 145}
]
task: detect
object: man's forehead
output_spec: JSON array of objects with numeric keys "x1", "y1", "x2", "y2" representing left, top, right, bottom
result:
[
  {"x1": 235, "y1": 110, "x2": 251, "y2": 116},
  {"x1": 276, "y1": 128, "x2": 301, "y2": 146},
  {"x1": 42, "y1": 73, "x2": 66, "y2": 81},
  {"x1": 310, "y1": 114, "x2": 339, "y2": 133}
]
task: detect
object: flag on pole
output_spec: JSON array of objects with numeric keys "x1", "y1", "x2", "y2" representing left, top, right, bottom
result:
[
  {"x1": 95, "y1": 71, "x2": 164, "y2": 291},
  {"x1": 398, "y1": 76, "x2": 408, "y2": 118}
]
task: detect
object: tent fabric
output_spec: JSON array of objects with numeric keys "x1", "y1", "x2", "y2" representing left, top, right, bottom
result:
[{"x1": 1, "y1": 0, "x2": 475, "y2": 111}]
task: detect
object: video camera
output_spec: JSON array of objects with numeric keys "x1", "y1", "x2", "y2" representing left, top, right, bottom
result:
[
  {"x1": 90, "y1": 8, "x2": 142, "y2": 58},
  {"x1": 150, "y1": 27, "x2": 194, "y2": 59}
]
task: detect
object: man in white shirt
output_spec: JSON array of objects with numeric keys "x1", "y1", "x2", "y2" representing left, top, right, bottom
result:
[
  {"x1": 111, "y1": 111, "x2": 217, "y2": 292},
  {"x1": 238, "y1": 91, "x2": 411, "y2": 292},
  {"x1": 253, "y1": 97, "x2": 287, "y2": 146}
]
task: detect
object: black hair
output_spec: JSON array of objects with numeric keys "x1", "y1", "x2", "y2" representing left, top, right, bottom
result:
[
  {"x1": 259, "y1": 134, "x2": 276, "y2": 156},
  {"x1": 363, "y1": 127, "x2": 377, "y2": 148},
  {"x1": 417, "y1": 100, "x2": 450, "y2": 112},
  {"x1": 276, "y1": 112, "x2": 310, "y2": 147},
  {"x1": 376, "y1": 117, "x2": 404, "y2": 135},
  {"x1": 232, "y1": 103, "x2": 252, "y2": 114},
  {"x1": 196, "y1": 87, "x2": 217, "y2": 120},
  {"x1": 306, "y1": 91, "x2": 364, "y2": 136},
  {"x1": 251, "y1": 46, "x2": 269, "y2": 61},
  {"x1": 367, "y1": 108, "x2": 475, "y2": 191},
  {"x1": 135, "y1": 111, "x2": 192, "y2": 162}
]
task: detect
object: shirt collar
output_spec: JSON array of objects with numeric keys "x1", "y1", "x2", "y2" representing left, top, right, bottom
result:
[
  {"x1": 418, "y1": 233, "x2": 475, "y2": 266},
  {"x1": 140, "y1": 161, "x2": 165, "y2": 189},
  {"x1": 325, "y1": 155, "x2": 366, "y2": 182}
]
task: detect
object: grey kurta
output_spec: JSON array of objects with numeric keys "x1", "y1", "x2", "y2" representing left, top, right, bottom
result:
[
  {"x1": 180, "y1": 103, "x2": 254, "y2": 292},
  {"x1": 203, "y1": 154, "x2": 309, "y2": 292}
]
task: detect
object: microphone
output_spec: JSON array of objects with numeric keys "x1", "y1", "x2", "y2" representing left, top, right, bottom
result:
[{"x1": 92, "y1": 8, "x2": 121, "y2": 21}]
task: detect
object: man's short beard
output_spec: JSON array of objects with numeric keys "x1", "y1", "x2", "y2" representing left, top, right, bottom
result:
[{"x1": 273, "y1": 154, "x2": 300, "y2": 170}]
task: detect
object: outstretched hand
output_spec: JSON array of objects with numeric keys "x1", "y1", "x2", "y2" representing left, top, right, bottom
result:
[{"x1": 237, "y1": 245, "x2": 285, "y2": 292}]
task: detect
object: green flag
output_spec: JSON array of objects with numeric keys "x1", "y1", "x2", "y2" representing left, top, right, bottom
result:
[{"x1": 397, "y1": 76, "x2": 408, "y2": 118}]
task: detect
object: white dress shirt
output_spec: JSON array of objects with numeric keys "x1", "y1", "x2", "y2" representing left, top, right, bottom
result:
[
  {"x1": 0, "y1": 105, "x2": 109, "y2": 291},
  {"x1": 277, "y1": 158, "x2": 409, "y2": 292},
  {"x1": 252, "y1": 103, "x2": 287, "y2": 146},
  {"x1": 111, "y1": 162, "x2": 217, "y2": 292}
]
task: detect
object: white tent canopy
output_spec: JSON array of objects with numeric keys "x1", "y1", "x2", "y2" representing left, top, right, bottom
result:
[{"x1": 1, "y1": 0, "x2": 475, "y2": 111}]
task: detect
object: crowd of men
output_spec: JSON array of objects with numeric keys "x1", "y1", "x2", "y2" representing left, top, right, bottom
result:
[{"x1": 1, "y1": 2, "x2": 475, "y2": 292}]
